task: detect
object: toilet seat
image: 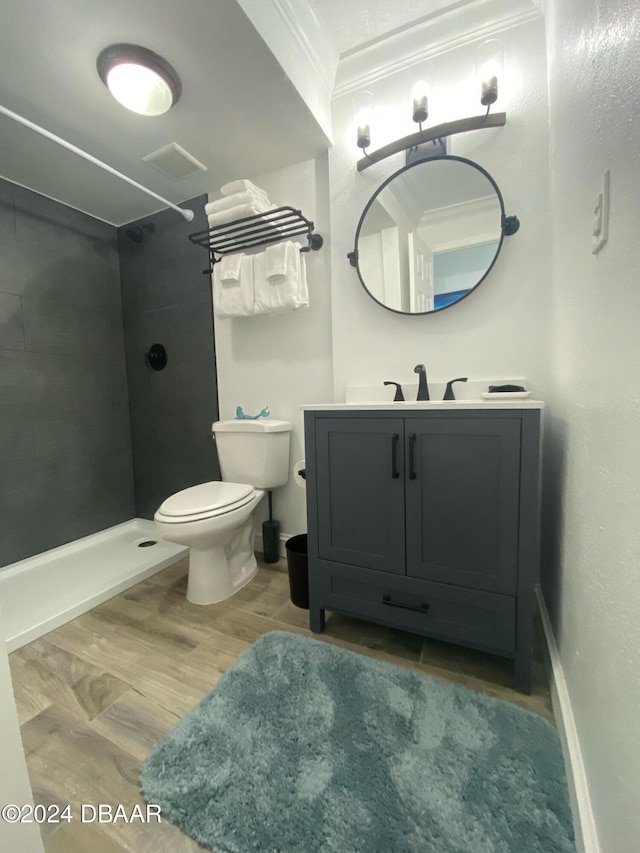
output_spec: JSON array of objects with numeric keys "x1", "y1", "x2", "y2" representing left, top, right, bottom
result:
[{"x1": 155, "y1": 481, "x2": 256, "y2": 524}]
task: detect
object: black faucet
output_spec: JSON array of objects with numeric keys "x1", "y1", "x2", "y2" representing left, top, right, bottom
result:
[
  {"x1": 443, "y1": 377, "x2": 468, "y2": 400},
  {"x1": 383, "y1": 381, "x2": 405, "y2": 402},
  {"x1": 414, "y1": 364, "x2": 430, "y2": 401}
]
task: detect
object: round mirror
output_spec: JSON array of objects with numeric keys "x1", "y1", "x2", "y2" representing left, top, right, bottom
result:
[{"x1": 351, "y1": 155, "x2": 516, "y2": 314}]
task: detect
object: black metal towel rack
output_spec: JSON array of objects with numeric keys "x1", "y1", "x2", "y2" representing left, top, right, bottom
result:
[{"x1": 188, "y1": 206, "x2": 323, "y2": 274}]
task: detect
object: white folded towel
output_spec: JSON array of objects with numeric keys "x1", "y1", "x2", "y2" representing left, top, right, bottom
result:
[
  {"x1": 205, "y1": 190, "x2": 271, "y2": 217},
  {"x1": 212, "y1": 254, "x2": 254, "y2": 319},
  {"x1": 207, "y1": 201, "x2": 276, "y2": 228},
  {"x1": 220, "y1": 179, "x2": 269, "y2": 199},
  {"x1": 264, "y1": 243, "x2": 288, "y2": 278},
  {"x1": 253, "y1": 241, "x2": 308, "y2": 314},
  {"x1": 219, "y1": 253, "x2": 243, "y2": 282},
  {"x1": 298, "y1": 252, "x2": 309, "y2": 309}
]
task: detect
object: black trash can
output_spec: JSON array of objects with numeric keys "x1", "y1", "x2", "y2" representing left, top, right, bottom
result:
[{"x1": 285, "y1": 534, "x2": 309, "y2": 609}]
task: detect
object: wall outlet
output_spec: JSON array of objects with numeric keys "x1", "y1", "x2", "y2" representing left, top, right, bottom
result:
[{"x1": 592, "y1": 169, "x2": 610, "y2": 255}]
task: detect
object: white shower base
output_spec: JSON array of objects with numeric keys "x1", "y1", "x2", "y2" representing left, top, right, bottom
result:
[{"x1": 0, "y1": 519, "x2": 187, "y2": 652}]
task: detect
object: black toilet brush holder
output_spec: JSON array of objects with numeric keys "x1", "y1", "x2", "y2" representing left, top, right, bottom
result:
[{"x1": 262, "y1": 490, "x2": 280, "y2": 564}]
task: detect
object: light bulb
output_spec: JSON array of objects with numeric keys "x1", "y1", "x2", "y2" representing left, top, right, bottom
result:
[
  {"x1": 476, "y1": 39, "x2": 503, "y2": 107},
  {"x1": 411, "y1": 79, "x2": 429, "y2": 124},
  {"x1": 409, "y1": 61, "x2": 434, "y2": 125},
  {"x1": 352, "y1": 91, "x2": 374, "y2": 149},
  {"x1": 106, "y1": 64, "x2": 174, "y2": 116}
]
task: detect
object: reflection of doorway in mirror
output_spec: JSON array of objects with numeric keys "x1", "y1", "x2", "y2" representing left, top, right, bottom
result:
[
  {"x1": 360, "y1": 227, "x2": 408, "y2": 312},
  {"x1": 432, "y1": 240, "x2": 499, "y2": 309},
  {"x1": 359, "y1": 196, "x2": 412, "y2": 311},
  {"x1": 419, "y1": 193, "x2": 501, "y2": 310},
  {"x1": 359, "y1": 232, "x2": 385, "y2": 303},
  {"x1": 408, "y1": 231, "x2": 434, "y2": 312}
]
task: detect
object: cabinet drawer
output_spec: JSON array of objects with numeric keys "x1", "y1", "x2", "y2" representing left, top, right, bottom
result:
[{"x1": 315, "y1": 561, "x2": 516, "y2": 656}]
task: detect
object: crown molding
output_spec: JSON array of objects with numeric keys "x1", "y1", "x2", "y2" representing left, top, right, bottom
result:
[
  {"x1": 270, "y1": 0, "x2": 339, "y2": 92},
  {"x1": 421, "y1": 194, "x2": 501, "y2": 229},
  {"x1": 334, "y1": 0, "x2": 542, "y2": 98}
]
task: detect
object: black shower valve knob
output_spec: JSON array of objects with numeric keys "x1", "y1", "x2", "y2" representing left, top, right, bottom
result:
[{"x1": 145, "y1": 343, "x2": 167, "y2": 371}]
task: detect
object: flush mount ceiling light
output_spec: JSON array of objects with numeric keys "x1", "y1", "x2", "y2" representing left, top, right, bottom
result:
[{"x1": 97, "y1": 44, "x2": 182, "y2": 116}]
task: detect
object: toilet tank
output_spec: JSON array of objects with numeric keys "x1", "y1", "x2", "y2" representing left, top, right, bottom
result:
[{"x1": 212, "y1": 419, "x2": 292, "y2": 489}]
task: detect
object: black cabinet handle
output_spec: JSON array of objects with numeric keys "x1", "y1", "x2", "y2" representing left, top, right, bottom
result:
[
  {"x1": 382, "y1": 594, "x2": 429, "y2": 613},
  {"x1": 409, "y1": 433, "x2": 417, "y2": 480},
  {"x1": 391, "y1": 434, "x2": 400, "y2": 479}
]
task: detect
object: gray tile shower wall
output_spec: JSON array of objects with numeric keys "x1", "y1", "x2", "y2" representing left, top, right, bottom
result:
[
  {"x1": 118, "y1": 196, "x2": 220, "y2": 520},
  {"x1": 0, "y1": 178, "x2": 135, "y2": 567}
]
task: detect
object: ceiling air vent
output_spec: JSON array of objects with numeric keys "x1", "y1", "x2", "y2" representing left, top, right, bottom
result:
[{"x1": 142, "y1": 142, "x2": 207, "y2": 179}]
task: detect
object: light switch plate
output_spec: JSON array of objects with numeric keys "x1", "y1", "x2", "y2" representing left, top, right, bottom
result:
[{"x1": 592, "y1": 169, "x2": 610, "y2": 255}]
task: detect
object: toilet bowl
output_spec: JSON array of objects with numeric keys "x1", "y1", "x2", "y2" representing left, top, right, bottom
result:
[
  {"x1": 154, "y1": 481, "x2": 264, "y2": 604},
  {"x1": 154, "y1": 417, "x2": 292, "y2": 605}
]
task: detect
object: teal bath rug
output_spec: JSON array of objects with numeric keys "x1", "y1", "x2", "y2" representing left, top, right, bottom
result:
[{"x1": 140, "y1": 631, "x2": 575, "y2": 853}]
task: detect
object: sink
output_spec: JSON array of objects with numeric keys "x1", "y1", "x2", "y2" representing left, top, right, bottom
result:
[
  {"x1": 344, "y1": 377, "x2": 529, "y2": 405},
  {"x1": 300, "y1": 377, "x2": 541, "y2": 412}
]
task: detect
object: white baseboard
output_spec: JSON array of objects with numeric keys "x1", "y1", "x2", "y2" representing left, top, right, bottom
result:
[{"x1": 536, "y1": 587, "x2": 600, "y2": 853}]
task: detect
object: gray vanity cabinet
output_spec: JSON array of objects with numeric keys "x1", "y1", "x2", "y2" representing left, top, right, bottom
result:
[
  {"x1": 404, "y1": 417, "x2": 521, "y2": 594},
  {"x1": 304, "y1": 408, "x2": 542, "y2": 693},
  {"x1": 315, "y1": 417, "x2": 406, "y2": 574}
]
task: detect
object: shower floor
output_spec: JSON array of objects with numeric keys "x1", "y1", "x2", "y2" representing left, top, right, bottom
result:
[{"x1": 0, "y1": 519, "x2": 187, "y2": 652}]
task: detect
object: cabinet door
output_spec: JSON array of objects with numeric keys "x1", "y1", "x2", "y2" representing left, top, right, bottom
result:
[
  {"x1": 315, "y1": 417, "x2": 405, "y2": 574},
  {"x1": 405, "y1": 417, "x2": 521, "y2": 594}
]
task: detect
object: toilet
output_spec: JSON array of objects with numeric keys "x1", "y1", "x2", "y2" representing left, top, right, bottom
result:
[{"x1": 154, "y1": 419, "x2": 292, "y2": 605}]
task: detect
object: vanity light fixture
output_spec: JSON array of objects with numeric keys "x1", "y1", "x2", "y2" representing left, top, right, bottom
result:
[
  {"x1": 354, "y1": 39, "x2": 507, "y2": 172},
  {"x1": 353, "y1": 110, "x2": 507, "y2": 172},
  {"x1": 97, "y1": 44, "x2": 182, "y2": 116}
]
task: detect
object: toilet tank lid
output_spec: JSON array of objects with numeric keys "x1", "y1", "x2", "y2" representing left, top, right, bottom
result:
[{"x1": 212, "y1": 419, "x2": 292, "y2": 433}]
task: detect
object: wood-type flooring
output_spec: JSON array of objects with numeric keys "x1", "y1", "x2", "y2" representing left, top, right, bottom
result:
[{"x1": 9, "y1": 555, "x2": 553, "y2": 852}]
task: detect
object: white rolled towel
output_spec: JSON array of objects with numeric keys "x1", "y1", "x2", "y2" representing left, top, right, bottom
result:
[
  {"x1": 207, "y1": 201, "x2": 277, "y2": 228},
  {"x1": 205, "y1": 190, "x2": 271, "y2": 216},
  {"x1": 220, "y1": 179, "x2": 269, "y2": 199}
]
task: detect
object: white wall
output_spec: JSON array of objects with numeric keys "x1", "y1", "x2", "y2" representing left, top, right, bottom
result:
[
  {"x1": 543, "y1": 0, "x2": 640, "y2": 850},
  {"x1": 329, "y1": 18, "x2": 552, "y2": 401},
  {"x1": 0, "y1": 603, "x2": 44, "y2": 853},
  {"x1": 214, "y1": 156, "x2": 334, "y2": 542}
]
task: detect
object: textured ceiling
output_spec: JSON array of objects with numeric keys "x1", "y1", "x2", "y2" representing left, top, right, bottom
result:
[{"x1": 309, "y1": 0, "x2": 468, "y2": 54}]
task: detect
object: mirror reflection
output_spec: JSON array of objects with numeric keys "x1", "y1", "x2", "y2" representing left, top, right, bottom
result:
[{"x1": 355, "y1": 156, "x2": 505, "y2": 314}]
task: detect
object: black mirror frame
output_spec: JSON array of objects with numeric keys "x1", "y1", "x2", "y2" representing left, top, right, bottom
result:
[{"x1": 347, "y1": 154, "x2": 520, "y2": 316}]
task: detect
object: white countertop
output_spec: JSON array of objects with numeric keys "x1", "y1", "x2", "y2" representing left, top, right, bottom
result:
[{"x1": 301, "y1": 400, "x2": 544, "y2": 411}]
